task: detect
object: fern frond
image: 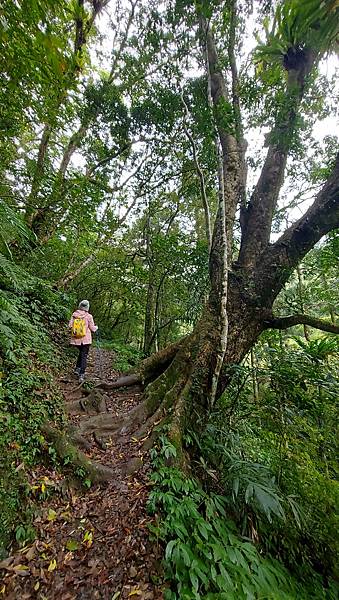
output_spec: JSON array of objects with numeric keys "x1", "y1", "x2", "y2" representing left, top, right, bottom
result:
[
  {"x1": 0, "y1": 199, "x2": 32, "y2": 257},
  {"x1": 0, "y1": 253, "x2": 36, "y2": 291}
]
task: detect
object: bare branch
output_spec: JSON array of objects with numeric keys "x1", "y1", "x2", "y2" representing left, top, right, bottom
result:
[
  {"x1": 85, "y1": 143, "x2": 132, "y2": 177},
  {"x1": 255, "y1": 153, "x2": 339, "y2": 306},
  {"x1": 265, "y1": 314, "x2": 339, "y2": 334},
  {"x1": 238, "y1": 49, "x2": 316, "y2": 267},
  {"x1": 181, "y1": 92, "x2": 212, "y2": 252},
  {"x1": 113, "y1": 154, "x2": 150, "y2": 192},
  {"x1": 59, "y1": 123, "x2": 89, "y2": 179},
  {"x1": 116, "y1": 195, "x2": 139, "y2": 227}
]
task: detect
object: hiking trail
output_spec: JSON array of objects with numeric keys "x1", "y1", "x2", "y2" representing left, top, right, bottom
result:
[{"x1": 1, "y1": 349, "x2": 164, "y2": 600}]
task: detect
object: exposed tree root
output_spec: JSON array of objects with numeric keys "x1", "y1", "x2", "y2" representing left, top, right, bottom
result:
[
  {"x1": 68, "y1": 382, "x2": 85, "y2": 393},
  {"x1": 77, "y1": 400, "x2": 148, "y2": 437},
  {"x1": 42, "y1": 423, "x2": 114, "y2": 482},
  {"x1": 66, "y1": 389, "x2": 107, "y2": 415},
  {"x1": 62, "y1": 322, "x2": 220, "y2": 476},
  {"x1": 93, "y1": 431, "x2": 107, "y2": 451},
  {"x1": 43, "y1": 322, "x2": 221, "y2": 484},
  {"x1": 95, "y1": 374, "x2": 141, "y2": 391},
  {"x1": 94, "y1": 338, "x2": 186, "y2": 392},
  {"x1": 133, "y1": 375, "x2": 189, "y2": 442},
  {"x1": 124, "y1": 456, "x2": 144, "y2": 475},
  {"x1": 67, "y1": 426, "x2": 92, "y2": 451},
  {"x1": 137, "y1": 337, "x2": 186, "y2": 383}
]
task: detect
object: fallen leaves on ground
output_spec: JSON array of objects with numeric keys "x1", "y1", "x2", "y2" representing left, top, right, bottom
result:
[{"x1": 1, "y1": 350, "x2": 163, "y2": 600}]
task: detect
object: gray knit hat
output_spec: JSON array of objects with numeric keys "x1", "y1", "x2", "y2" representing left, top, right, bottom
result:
[{"x1": 78, "y1": 299, "x2": 90, "y2": 311}]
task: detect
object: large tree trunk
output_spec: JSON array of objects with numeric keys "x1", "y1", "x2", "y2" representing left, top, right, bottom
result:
[
  {"x1": 88, "y1": 276, "x2": 263, "y2": 455},
  {"x1": 139, "y1": 285, "x2": 260, "y2": 445}
]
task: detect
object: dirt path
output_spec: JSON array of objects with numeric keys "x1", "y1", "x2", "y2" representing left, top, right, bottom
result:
[{"x1": 1, "y1": 349, "x2": 164, "y2": 600}]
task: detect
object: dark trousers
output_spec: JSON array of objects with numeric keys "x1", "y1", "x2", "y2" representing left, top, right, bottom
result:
[{"x1": 76, "y1": 344, "x2": 90, "y2": 374}]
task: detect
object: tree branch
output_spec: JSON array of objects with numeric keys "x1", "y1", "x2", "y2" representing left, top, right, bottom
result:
[
  {"x1": 74, "y1": 0, "x2": 86, "y2": 55},
  {"x1": 24, "y1": 0, "x2": 109, "y2": 227},
  {"x1": 181, "y1": 92, "x2": 212, "y2": 252},
  {"x1": 255, "y1": 153, "x2": 339, "y2": 306},
  {"x1": 108, "y1": 0, "x2": 138, "y2": 82},
  {"x1": 200, "y1": 14, "x2": 242, "y2": 263},
  {"x1": 76, "y1": 0, "x2": 110, "y2": 56},
  {"x1": 227, "y1": 0, "x2": 247, "y2": 221},
  {"x1": 58, "y1": 123, "x2": 89, "y2": 179},
  {"x1": 201, "y1": 16, "x2": 229, "y2": 406},
  {"x1": 238, "y1": 48, "x2": 316, "y2": 267},
  {"x1": 265, "y1": 314, "x2": 339, "y2": 334},
  {"x1": 57, "y1": 0, "x2": 138, "y2": 183}
]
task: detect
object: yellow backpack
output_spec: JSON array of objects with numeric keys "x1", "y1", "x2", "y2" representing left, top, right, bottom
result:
[{"x1": 72, "y1": 317, "x2": 86, "y2": 338}]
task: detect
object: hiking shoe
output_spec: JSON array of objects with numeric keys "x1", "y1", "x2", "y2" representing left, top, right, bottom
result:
[
  {"x1": 79, "y1": 374, "x2": 85, "y2": 384},
  {"x1": 74, "y1": 367, "x2": 81, "y2": 376}
]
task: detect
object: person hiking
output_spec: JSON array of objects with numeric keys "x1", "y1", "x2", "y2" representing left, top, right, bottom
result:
[{"x1": 69, "y1": 300, "x2": 98, "y2": 383}]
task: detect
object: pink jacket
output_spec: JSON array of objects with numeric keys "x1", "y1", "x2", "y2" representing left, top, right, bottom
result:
[{"x1": 69, "y1": 310, "x2": 98, "y2": 345}]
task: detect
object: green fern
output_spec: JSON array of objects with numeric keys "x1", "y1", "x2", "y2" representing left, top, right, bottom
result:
[
  {"x1": 0, "y1": 199, "x2": 32, "y2": 258},
  {"x1": 255, "y1": 0, "x2": 339, "y2": 67},
  {"x1": 0, "y1": 253, "x2": 36, "y2": 291},
  {"x1": 294, "y1": 336, "x2": 338, "y2": 360}
]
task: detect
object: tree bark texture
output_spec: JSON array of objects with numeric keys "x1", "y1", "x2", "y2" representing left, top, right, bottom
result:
[
  {"x1": 143, "y1": 275, "x2": 157, "y2": 355},
  {"x1": 202, "y1": 16, "x2": 242, "y2": 264}
]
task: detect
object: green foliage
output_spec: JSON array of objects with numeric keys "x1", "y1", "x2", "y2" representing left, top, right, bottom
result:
[
  {"x1": 0, "y1": 227, "x2": 69, "y2": 550},
  {"x1": 0, "y1": 450, "x2": 35, "y2": 557},
  {"x1": 0, "y1": 0, "x2": 338, "y2": 587},
  {"x1": 98, "y1": 339, "x2": 144, "y2": 372},
  {"x1": 196, "y1": 428, "x2": 288, "y2": 522},
  {"x1": 256, "y1": 0, "x2": 339, "y2": 66},
  {"x1": 70, "y1": 222, "x2": 209, "y2": 354},
  {"x1": 0, "y1": 0, "x2": 73, "y2": 175},
  {"x1": 0, "y1": 199, "x2": 33, "y2": 258},
  {"x1": 200, "y1": 337, "x2": 339, "y2": 583},
  {"x1": 148, "y1": 437, "x2": 337, "y2": 599}
]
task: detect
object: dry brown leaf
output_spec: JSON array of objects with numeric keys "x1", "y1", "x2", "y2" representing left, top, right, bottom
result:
[
  {"x1": 25, "y1": 545, "x2": 36, "y2": 561},
  {"x1": 129, "y1": 566, "x2": 138, "y2": 578},
  {"x1": 0, "y1": 557, "x2": 14, "y2": 570}
]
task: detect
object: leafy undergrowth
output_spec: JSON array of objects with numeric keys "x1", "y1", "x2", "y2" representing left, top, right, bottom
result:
[
  {"x1": 148, "y1": 436, "x2": 338, "y2": 600},
  {"x1": 96, "y1": 338, "x2": 143, "y2": 372},
  {"x1": 200, "y1": 342, "x2": 339, "y2": 584},
  {"x1": 0, "y1": 268, "x2": 69, "y2": 553}
]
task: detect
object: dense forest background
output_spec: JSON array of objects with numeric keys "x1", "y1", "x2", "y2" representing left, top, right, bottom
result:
[{"x1": 0, "y1": 0, "x2": 338, "y2": 598}]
